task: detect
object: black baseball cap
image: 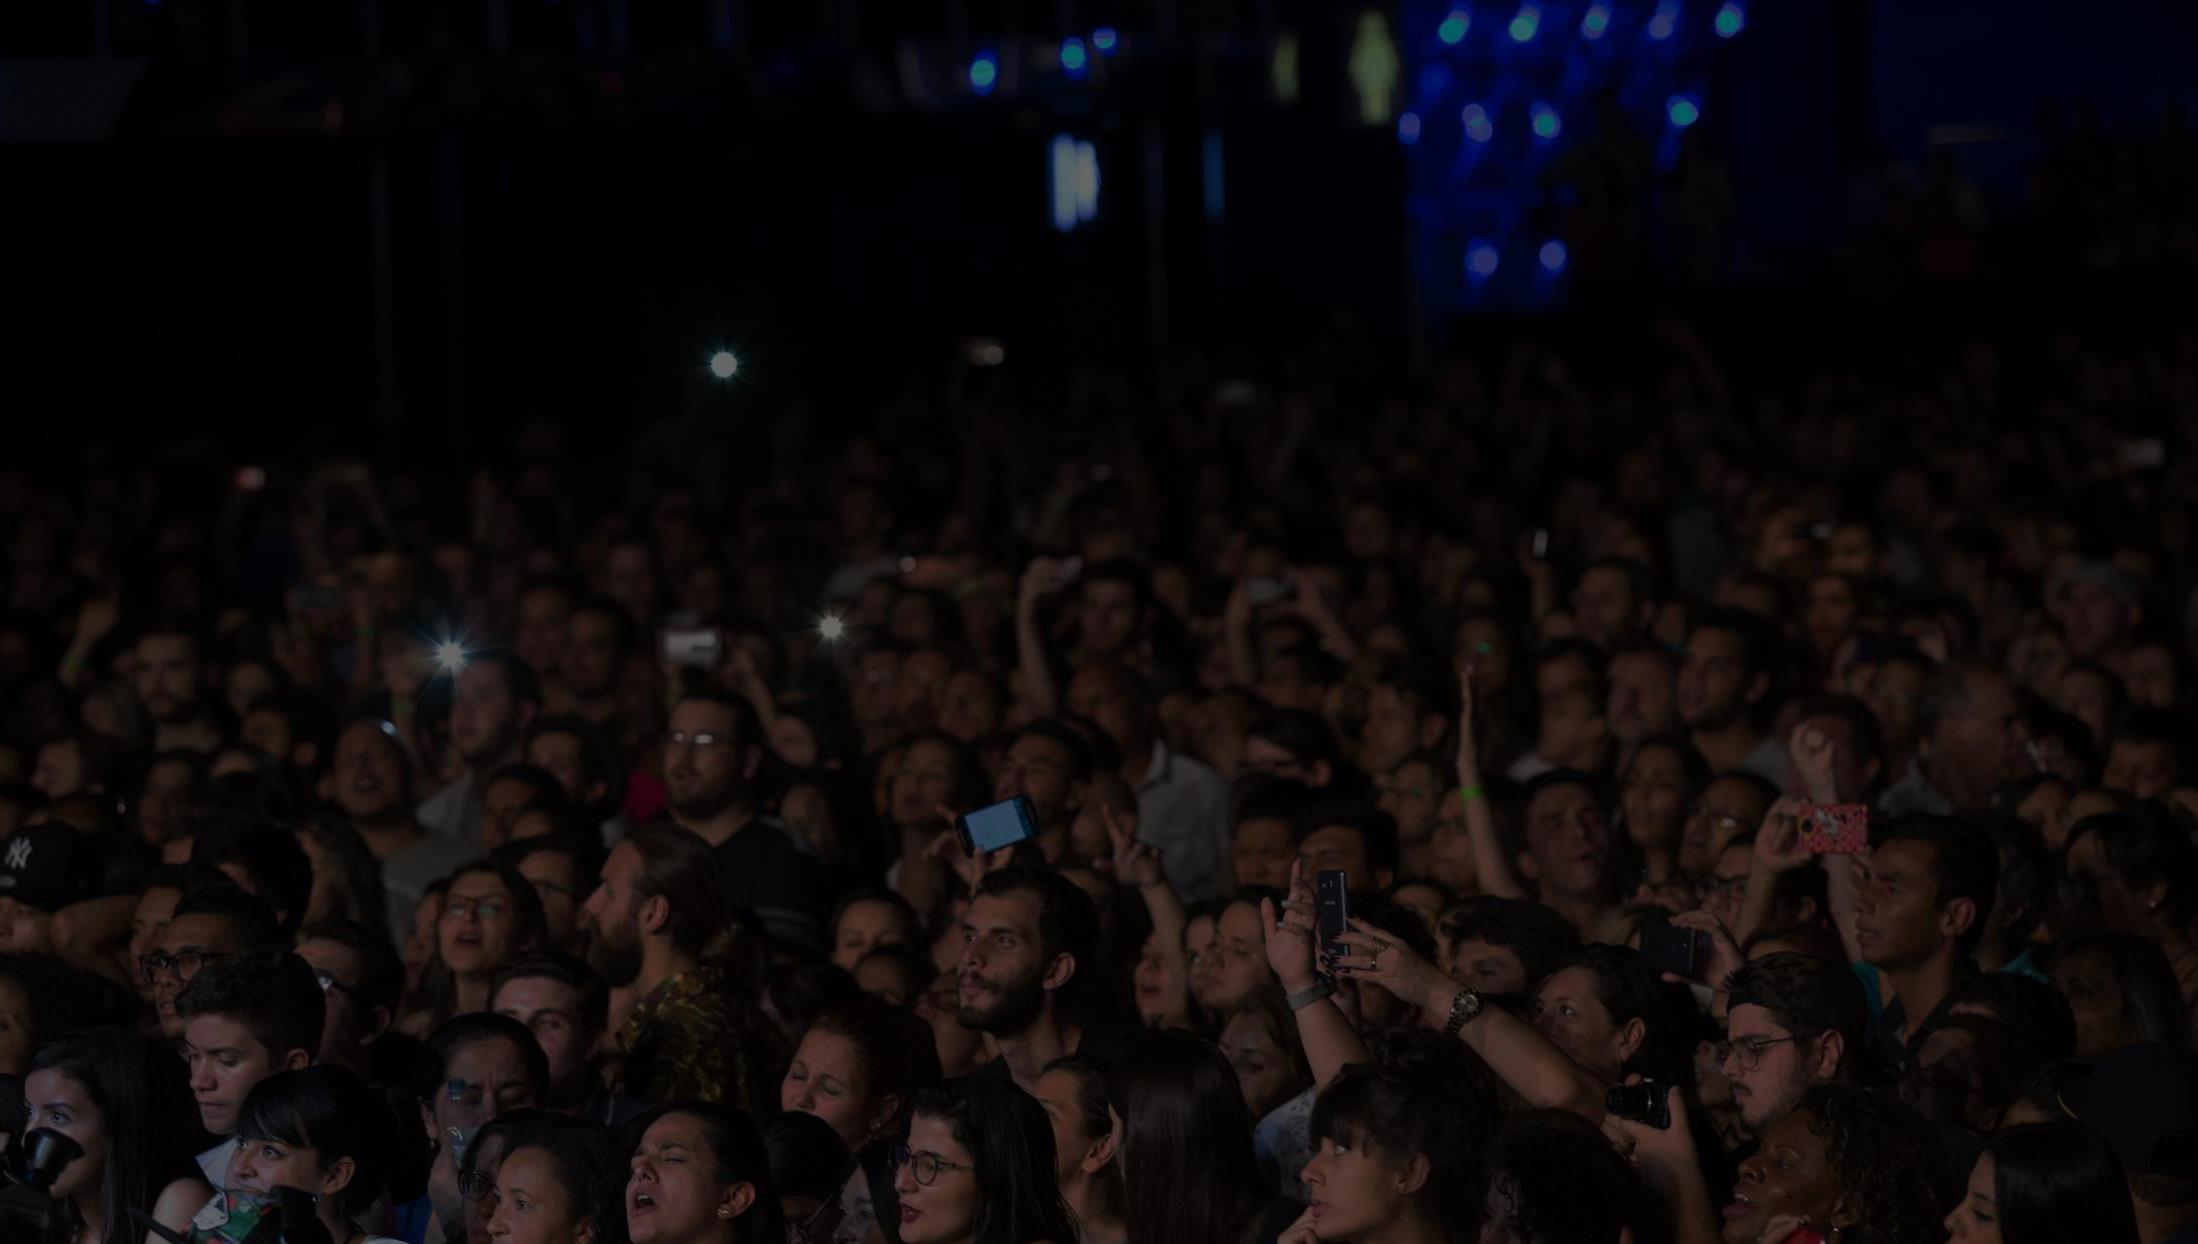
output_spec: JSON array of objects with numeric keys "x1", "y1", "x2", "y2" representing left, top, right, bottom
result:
[
  {"x1": 0, "y1": 823, "x2": 106, "y2": 914},
  {"x1": 2063, "y1": 1042, "x2": 2198, "y2": 1178}
]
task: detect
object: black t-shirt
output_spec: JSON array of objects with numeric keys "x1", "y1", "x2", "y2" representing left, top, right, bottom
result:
[{"x1": 712, "y1": 816, "x2": 828, "y2": 949}]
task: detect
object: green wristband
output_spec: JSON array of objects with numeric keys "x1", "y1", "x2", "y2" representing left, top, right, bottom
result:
[{"x1": 1459, "y1": 784, "x2": 1485, "y2": 802}]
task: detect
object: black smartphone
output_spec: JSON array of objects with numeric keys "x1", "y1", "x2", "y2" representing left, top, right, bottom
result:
[
  {"x1": 956, "y1": 795, "x2": 1040, "y2": 856},
  {"x1": 1637, "y1": 917, "x2": 1707, "y2": 980},
  {"x1": 1316, "y1": 869, "x2": 1350, "y2": 961},
  {"x1": 1605, "y1": 1077, "x2": 1671, "y2": 1129}
]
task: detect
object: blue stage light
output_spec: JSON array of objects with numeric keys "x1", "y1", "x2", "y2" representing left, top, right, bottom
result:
[
  {"x1": 1060, "y1": 38, "x2": 1089, "y2": 74},
  {"x1": 1467, "y1": 242, "x2": 1500, "y2": 277},
  {"x1": 969, "y1": 51, "x2": 998, "y2": 94},
  {"x1": 1538, "y1": 240, "x2": 1567, "y2": 272},
  {"x1": 1438, "y1": 10, "x2": 1470, "y2": 44},
  {"x1": 1648, "y1": 1, "x2": 1679, "y2": 40},
  {"x1": 1714, "y1": 3, "x2": 1745, "y2": 37},
  {"x1": 1092, "y1": 28, "x2": 1119, "y2": 52},
  {"x1": 1581, "y1": 4, "x2": 1611, "y2": 38},
  {"x1": 1667, "y1": 95, "x2": 1700, "y2": 127},
  {"x1": 1508, "y1": 4, "x2": 1540, "y2": 42},
  {"x1": 1398, "y1": 112, "x2": 1423, "y2": 144}
]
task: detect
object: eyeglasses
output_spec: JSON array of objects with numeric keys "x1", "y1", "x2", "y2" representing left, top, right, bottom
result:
[
  {"x1": 793, "y1": 1196, "x2": 846, "y2": 1244},
  {"x1": 457, "y1": 1170, "x2": 497, "y2": 1203},
  {"x1": 665, "y1": 730, "x2": 734, "y2": 748},
  {"x1": 140, "y1": 950, "x2": 230, "y2": 982},
  {"x1": 890, "y1": 1144, "x2": 974, "y2": 1186},
  {"x1": 443, "y1": 898, "x2": 511, "y2": 921},
  {"x1": 314, "y1": 971, "x2": 357, "y2": 997},
  {"x1": 529, "y1": 878, "x2": 573, "y2": 900},
  {"x1": 1716, "y1": 1035, "x2": 1798, "y2": 1071}
]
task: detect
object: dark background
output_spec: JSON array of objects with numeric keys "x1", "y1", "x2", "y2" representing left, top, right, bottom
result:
[{"x1": 0, "y1": 0, "x2": 2191, "y2": 460}]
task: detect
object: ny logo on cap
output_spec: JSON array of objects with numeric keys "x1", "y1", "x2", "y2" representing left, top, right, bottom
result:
[{"x1": 3, "y1": 838, "x2": 30, "y2": 871}]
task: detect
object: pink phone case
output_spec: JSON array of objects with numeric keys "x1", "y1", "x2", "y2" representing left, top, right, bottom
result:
[{"x1": 1799, "y1": 804, "x2": 1869, "y2": 855}]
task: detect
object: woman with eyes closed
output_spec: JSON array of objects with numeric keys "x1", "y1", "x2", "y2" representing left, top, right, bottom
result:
[
  {"x1": 782, "y1": 998, "x2": 944, "y2": 1155},
  {"x1": 488, "y1": 1123, "x2": 630, "y2": 1244},
  {"x1": 625, "y1": 1102, "x2": 786, "y2": 1244},
  {"x1": 23, "y1": 1027, "x2": 211, "y2": 1244},
  {"x1": 1942, "y1": 1123, "x2": 2137, "y2": 1244},
  {"x1": 222, "y1": 1066, "x2": 408, "y2": 1244}
]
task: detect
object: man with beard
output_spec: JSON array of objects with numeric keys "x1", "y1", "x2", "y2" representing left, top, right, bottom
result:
[
  {"x1": 958, "y1": 863, "x2": 1105, "y2": 1090},
  {"x1": 419, "y1": 651, "x2": 541, "y2": 846},
  {"x1": 662, "y1": 689, "x2": 826, "y2": 948},
  {"x1": 579, "y1": 824, "x2": 787, "y2": 1112},
  {"x1": 133, "y1": 623, "x2": 224, "y2": 754},
  {"x1": 331, "y1": 717, "x2": 471, "y2": 940}
]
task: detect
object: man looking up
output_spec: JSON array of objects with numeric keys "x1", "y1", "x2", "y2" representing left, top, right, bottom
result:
[{"x1": 958, "y1": 864, "x2": 1104, "y2": 1091}]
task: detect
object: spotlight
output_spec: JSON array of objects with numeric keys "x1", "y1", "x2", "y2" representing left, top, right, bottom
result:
[
  {"x1": 1060, "y1": 38, "x2": 1089, "y2": 75},
  {"x1": 1580, "y1": 4, "x2": 1611, "y2": 38},
  {"x1": 708, "y1": 350, "x2": 739, "y2": 379},
  {"x1": 1530, "y1": 102, "x2": 1561, "y2": 141},
  {"x1": 1092, "y1": 28, "x2": 1118, "y2": 53},
  {"x1": 1466, "y1": 242, "x2": 1499, "y2": 278},
  {"x1": 1437, "y1": 10, "x2": 1470, "y2": 44},
  {"x1": 1714, "y1": 3, "x2": 1745, "y2": 37},
  {"x1": 434, "y1": 641, "x2": 468, "y2": 674},
  {"x1": 1508, "y1": 3, "x2": 1540, "y2": 42},
  {"x1": 817, "y1": 614, "x2": 847, "y2": 642},
  {"x1": 1462, "y1": 104, "x2": 1493, "y2": 143},
  {"x1": 1398, "y1": 112, "x2": 1422, "y2": 144},
  {"x1": 969, "y1": 51, "x2": 999, "y2": 95},
  {"x1": 1648, "y1": 0, "x2": 1678, "y2": 40},
  {"x1": 1538, "y1": 240, "x2": 1568, "y2": 273},
  {"x1": 1667, "y1": 96, "x2": 1701, "y2": 127}
]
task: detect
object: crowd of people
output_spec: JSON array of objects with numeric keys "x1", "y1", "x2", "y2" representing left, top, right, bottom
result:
[{"x1": 0, "y1": 304, "x2": 2195, "y2": 1244}]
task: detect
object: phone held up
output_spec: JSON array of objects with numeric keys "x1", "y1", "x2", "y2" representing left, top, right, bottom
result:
[
  {"x1": 1797, "y1": 803, "x2": 1870, "y2": 855},
  {"x1": 1316, "y1": 869, "x2": 1351, "y2": 963},
  {"x1": 1636, "y1": 917, "x2": 1708, "y2": 982},
  {"x1": 957, "y1": 796, "x2": 1040, "y2": 857}
]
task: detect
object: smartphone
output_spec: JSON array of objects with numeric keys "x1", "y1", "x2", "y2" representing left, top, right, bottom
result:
[
  {"x1": 233, "y1": 466, "x2": 267, "y2": 492},
  {"x1": 1531, "y1": 529, "x2": 1550, "y2": 560},
  {"x1": 1798, "y1": 804, "x2": 1870, "y2": 855},
  {"x1": 1316, "y1": 869, "x2": 1350, "y2": 961},
  {"x1": 1247, "y1": 575, "x2": 1293, "y2": 607},
  {"x1": 956, "y1": 795, "x2": 1040, "y2": 856},
  {"x1": 1637, "y1": 918, "x2": 1707, "y2": 980},
  {"x1": 965, "y1": 337, "x2": 1006, "y2": 367},
  {"x1": 661, "y1": 627, "x2": 724, "y2": 669}
]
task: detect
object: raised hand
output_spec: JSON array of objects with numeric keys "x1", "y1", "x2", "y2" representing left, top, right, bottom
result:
[
  {"x1": 1104, "y1": 804, "x2": 1164, "y2": 890},
  {"x1": 1789, "y1": 723, "x2": 1840, "y2": 803},
  {"x1": 1665, "y1": 910, "x2": 1744, "y2": 990},
  {"x1": 1331, "y1": 916, "x2": 1452, "y2": 1014},
  {"x1": 1455, "y1": 668, "x2": 1482, "y2": 781},
  {"x1": 1751, "y1": 798, "x2": 1814, "y2": 876},
  {"x1": 1261, "y1": 859, "x2": 1320, "y2": 993}
]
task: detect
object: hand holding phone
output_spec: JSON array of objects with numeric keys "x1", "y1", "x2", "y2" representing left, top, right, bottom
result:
[
  {"x1": 1315, "y1": 870, "x2": 1350, "y2": 962},
  {"x1": 1637, "y1": 918, "x2": 1708, "y2": 981}
]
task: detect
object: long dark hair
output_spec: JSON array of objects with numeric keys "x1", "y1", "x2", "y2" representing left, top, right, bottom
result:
[
  {"x1": 1796, "y1": 1084, "x2": 1957, "y2": 1244},
  {"x1": 1040, "y1": 1056, "x2": 1124, "y2": 1226},
  {"x1": 1983, "y1": 1123, "x2": 2139, "y2": 1244},
  {"x1": 1109, "y1": 1030, "x2": 1265, "y2": 1244},
  {"x1": 1310, "y1": 1029, "x2": 1498, "y2": 1244},
  {"x1": 410, "y1": 860, "x2": 547, "y2": 1027},
  {"x1": 26, "y1": 1027, "x2": 208, "y2": 1244},
  {"x1": 625, "y1": 1101, "x2": 786, "y2": 1244},
  {"x1": 2052, "y1": 930, "x2": 2194, "y2": 1054},
  {"x1": 236, "y1": 1066, "x2": 402, "y2": 1219},
  {"x1": 904, "y1": 1077, "x2": 1077, "y2": 1244}
]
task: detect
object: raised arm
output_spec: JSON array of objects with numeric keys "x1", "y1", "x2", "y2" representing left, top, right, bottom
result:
[
  {"x1": 1262, "y1": 861, "x2": 1370, "y2": 1088},
  {"x1": 1108, "y1": 806, "x2": 1188, "y2": 995},
  {"x1": 1334, "y1": 918, "x2": 1607, "y2": 1122},
  {"x1": 1014, "y1": 558, "x2": 1072, "y2": 719},
  {"x1": 1457, "y1": 670, "x2": 1526, "y2": 899}
]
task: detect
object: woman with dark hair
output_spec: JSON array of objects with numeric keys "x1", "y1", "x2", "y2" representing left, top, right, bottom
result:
[
  {"x1": 488, "y1": 1121, "x2": 629, "y2": 1244},
  {"x1": 1290, "y1": 1033, "x2": 1497, "y2": 1244},
  {"x1": 763, "y1": 1111, "x2": 853, "y2": 1242},
  {"x1": 296, "y1": 814, "x2": 391, "y2": 929},
  {"x1": 1031, "y1": 1057, "x2": 1124, "y2": 1244},
  {"x1": 402, "y1": 861, "x2": 547, "y2": 1036},
  {"x1": 1720, "y1": 1084, "x2": 1955, "y2": 1244},
  {"x1": 2050, "y1": 930, "x2": 2193, "y2": 1057},
  {"x1": 626, "y1": 1102, "x2": 785, "y2": 1244},
  {"x1": 1219, "y1": 986, "x2": 1314, "y2": 1119},
  {"x1": 1944, "y1": 1122, "x2": 2138, "y2": 1243},
  {"x1": 894, "y1": 1077, "x2": 1076, "y2": 1244},
  {"x1": 1108, "y1": 1030, "x2": 1273, "y2": 1244},
  {"x1": 1615, "y1": 734, "x2": 1710, "y2": 897},
  {"x1": 0, "y1": 952, "x2": 138, "y2": 1077},
  {"x1": 23, "y1": 1027, "x2": 211, "y2": 1244},
  {"x1": 781, "y1": 997, "x2": 944, "y2": 1154},
  {"x1": 223, "y1": 1066, "x2": 407, "y2": 1244},
  {"x1": 1476, "y1": 1109, "x2": 1645, "y2": 1244},
  {"x1": 1532, "y1": 944, "x2": 1687, "y2": 1088}
]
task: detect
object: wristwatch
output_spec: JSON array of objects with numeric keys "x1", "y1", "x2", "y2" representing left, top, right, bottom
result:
[
  {"x1": 1440, "y1": 986, "x2": 1485, "y2": 1039},
  {"x1": 1286, "y1": 980, "x2": 1334, "y2": 1012}
]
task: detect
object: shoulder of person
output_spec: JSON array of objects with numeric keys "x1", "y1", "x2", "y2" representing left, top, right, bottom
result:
[{"x1": 155, "y1": 1175, "x2": 217, "y2": 1228}]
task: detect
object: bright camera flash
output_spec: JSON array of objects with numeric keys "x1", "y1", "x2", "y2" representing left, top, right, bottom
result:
[
  {"x1": 708, "y1": 350, "x2": 739, "y2": 379},
  {"x1": 434, "y1": 641, "x2": 468, "y2": 672},
  {"x1": 817, "y1": 614, "x2": 847, "y2": 642}
]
